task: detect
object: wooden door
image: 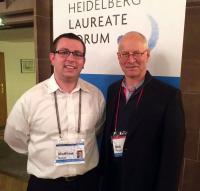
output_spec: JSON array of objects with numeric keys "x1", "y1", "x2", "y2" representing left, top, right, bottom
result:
[{"x1": 0, "y1": 52, "x2": 7, "y2": 128}]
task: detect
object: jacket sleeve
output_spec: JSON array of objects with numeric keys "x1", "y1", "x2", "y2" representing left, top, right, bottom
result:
[
  {"x1": 156, "y1": 90, "x2": 185, "y2": 191},
  {"x1": 98, "y1": 85, "x2": 113, "y2": 173}
]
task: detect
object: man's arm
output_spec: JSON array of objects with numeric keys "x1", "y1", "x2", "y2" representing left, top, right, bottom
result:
[
  {"x1": 95, "y1": 90, "x2": 106, "y2": 136},
  {"x1": 156, "y1": 90, "x2": 185, "y2": 191},
  {"x1": 4, "y1": 97, "x2": 30, "y2": 154}
]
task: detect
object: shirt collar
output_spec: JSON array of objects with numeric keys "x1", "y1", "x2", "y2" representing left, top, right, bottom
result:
[
  {"x1": 121, "y1": 78, "x2": 144, "y2": 92},
  {"x1": 47, "y1": 74, "x2": 90, "y2": 94},
  {"x1": 47, "y1": 74, "x2": 59, "y2": 94}
]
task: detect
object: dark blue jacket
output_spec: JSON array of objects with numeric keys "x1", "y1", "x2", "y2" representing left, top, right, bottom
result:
[{"x1": 100, "y1": 71, "x2": 185, "y2": 191}]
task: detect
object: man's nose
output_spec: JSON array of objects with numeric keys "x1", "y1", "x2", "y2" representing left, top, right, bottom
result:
[
  {"x1": 128, "y1": 54, "x2": 137, "y2": 62},
  {"x1": 65, "y1": 53, "x2": 76, "y2": 61}
]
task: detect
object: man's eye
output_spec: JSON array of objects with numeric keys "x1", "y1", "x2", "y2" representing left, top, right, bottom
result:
[
  {"x1": 60, "y1": 51, "x2": 69, "y2": 55},
  {"x1": 122, "y1": 53, "x2": 129, "y2": 57},
  {"x1": 74, "y1": 52, "x2": 84, "y2": 57}
]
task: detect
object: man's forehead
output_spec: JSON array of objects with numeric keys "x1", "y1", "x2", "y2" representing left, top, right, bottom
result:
[
  {"x1": 121, "y1": 34, "x2": 145, "y2": 44},
  {"x1": 57, "y1": 38, "x2": 84, "y2": 50},
  {"x1": 119, "y1": 39, "x2": 147, "y2": 51}
]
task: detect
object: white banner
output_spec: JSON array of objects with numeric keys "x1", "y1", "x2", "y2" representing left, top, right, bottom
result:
[{"x1": 53, "y1": 0, "x2": 186, "y2": 78}]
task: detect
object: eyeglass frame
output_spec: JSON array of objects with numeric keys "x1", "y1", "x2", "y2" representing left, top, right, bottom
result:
[
  {"x1": 117, "y1": 49, "x2": 148, "y2": 60},
  {"x1": 53, "y1": 49, "x2": 85, "y2": 59}
]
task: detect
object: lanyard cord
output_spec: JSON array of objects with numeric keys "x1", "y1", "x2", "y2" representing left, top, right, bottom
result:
[
  {"x1": 77, "y1": 89, "x2": 82, "y2": 133},
  {"x1": 114, "y1": 86, "x2": 122, "y2": 132},
  {"x1": 114, "y1": 85, "x2": 144, "y2": 133},
  {"x1": 54, "y1": 89, "x2": 82, "y2": 138},
  {"x1": 54, "y1": 92, "x2": 62, "y2": 138}
]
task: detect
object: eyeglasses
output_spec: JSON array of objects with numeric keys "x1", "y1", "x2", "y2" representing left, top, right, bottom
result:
[
  {"x1": 118, "y1": 50, "x2": 147, "y2": 60},
  {"x1": 54, "y1": 49, "x2": 85, "y2": 59}
]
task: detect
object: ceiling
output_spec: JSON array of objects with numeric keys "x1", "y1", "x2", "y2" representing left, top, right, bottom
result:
[{"x1": 0, "y1": 0, "x2": 34, "y2": 42}]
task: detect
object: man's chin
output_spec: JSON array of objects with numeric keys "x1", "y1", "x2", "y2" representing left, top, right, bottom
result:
[
  {"x1": 125, "y1": 71, "x2": 140, "y2": 78},
  {"x1": 62, "y1": 74, "x2": 79, "y2": 81}
]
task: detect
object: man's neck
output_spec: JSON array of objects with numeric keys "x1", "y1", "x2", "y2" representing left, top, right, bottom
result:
[
  {"x1": 125, "y1": 76, "x2": 145, "y2": 90},
  {"x1": 56, "y1": 77, "x2": 78, "y2": 93}
]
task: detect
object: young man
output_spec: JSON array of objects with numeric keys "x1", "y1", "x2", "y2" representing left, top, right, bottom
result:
[
  {"x1": 4, "y1": 33, "x2": 105, "y2": 191},
  {"x1": 100, "y1": 31, "x2": 185, "y2": 191}
]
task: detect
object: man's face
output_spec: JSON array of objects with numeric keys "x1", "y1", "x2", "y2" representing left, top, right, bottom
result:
[
  {"x1": 117, "y1": 36, "x2": 150, "y2": 80},
  {"x1": 49, "y1": 38, "x2": 85, "y2": 82}
]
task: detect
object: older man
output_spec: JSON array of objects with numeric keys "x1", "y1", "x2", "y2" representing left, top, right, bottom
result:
[{"x1": 100, "y1": 31, "x2": 185, "y2": 191}]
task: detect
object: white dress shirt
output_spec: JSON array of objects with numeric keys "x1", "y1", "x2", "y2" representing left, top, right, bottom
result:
[{"x1": 4, "y1": 74, "x2": 105, "y2": 179}]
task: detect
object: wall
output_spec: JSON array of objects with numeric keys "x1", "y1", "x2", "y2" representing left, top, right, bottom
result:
[
  {"x1": 34, "y1": 0, "x2": 52, "y2": 82},
  {"x1": 0, "y1": 41, "x2": 36, "y2": 112},
  {"x1": 180, "y1": 1, "x2": 200, "y2": 191}
]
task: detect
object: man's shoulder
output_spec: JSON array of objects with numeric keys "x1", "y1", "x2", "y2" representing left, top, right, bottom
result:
[
  {"x1": 108, "y1": 80, "x2": 122, "y2": 90},
  {"x1": 146, "y1": 78, "x2": 181, "y2": 102},
  {"x1": 79, "y1": 78, "x2": 104, "y2": 96},
  {"x1": 149, "y1": 77, "x2": 179, "y2": 93},
  {"x1": 20, "y1": 79, "x2": 49, "y2": 98},
  {"x1": 11, "y1": 79, "x2": 49, "y2": 109}
]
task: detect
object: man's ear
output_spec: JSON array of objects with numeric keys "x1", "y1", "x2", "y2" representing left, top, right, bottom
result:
[
  {"x1": 147, "y1": 49, "x2": 150, "y2": 57},
  {"x1": 146, "y1": 49, "x2": 151, "y2": 61},
  {"x1": 82, "y1": 58, "x2": 86, "y2": 69},
  {"x1": 49, "y1": 53, "x2": 55, "y2": 66},
  {"x1": 117, "y1": 52, "x2": 121, "y2": 60}
]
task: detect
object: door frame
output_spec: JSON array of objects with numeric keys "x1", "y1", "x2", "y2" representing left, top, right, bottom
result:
[{"x1": 0, "y1": 52, "x2": 7, "y2": 128}]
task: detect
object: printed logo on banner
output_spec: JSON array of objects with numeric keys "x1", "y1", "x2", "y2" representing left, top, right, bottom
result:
[
  {"x1": 117, "y1": 15, "x2": 159, "y2": 50},
  {"x1": 148, "y1": 15, "x2": 159, "y2": 50}
]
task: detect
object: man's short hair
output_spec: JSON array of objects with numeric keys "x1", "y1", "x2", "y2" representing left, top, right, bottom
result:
[{"x1": 51, "y1": 33, "x2": 86, "y2": 56}]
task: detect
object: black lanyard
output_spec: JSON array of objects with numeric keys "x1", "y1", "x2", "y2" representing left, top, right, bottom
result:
[{"x1": 54, "y1": 89, "x2": 82, "y2": 138}]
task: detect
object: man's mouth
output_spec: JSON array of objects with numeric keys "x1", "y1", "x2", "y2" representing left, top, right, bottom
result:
[
  {"x1": 126, "y1": 65, "x2": 139, "y2": 68},
  {"x1": 64, "y1": 64, "x2": 76, "y2": 69}
]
